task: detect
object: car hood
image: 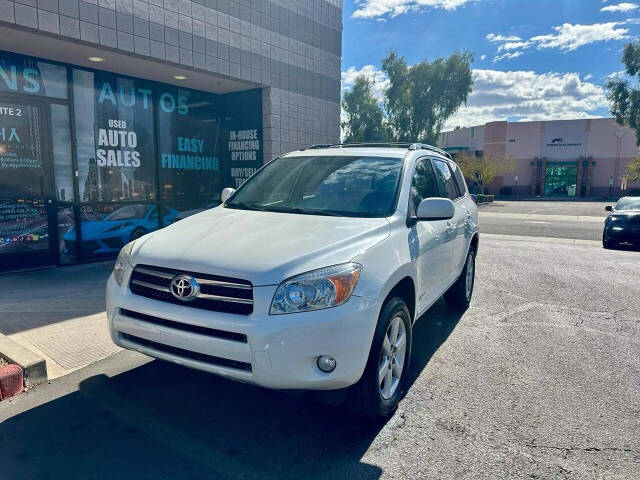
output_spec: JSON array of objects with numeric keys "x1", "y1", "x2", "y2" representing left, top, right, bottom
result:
[{"x1": 131, "y1": 206, "x2": 390, "y2": 286}]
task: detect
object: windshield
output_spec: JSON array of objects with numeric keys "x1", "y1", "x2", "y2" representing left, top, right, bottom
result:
[
  {"x1": 615, "y1": 198, "x2": 640, "y2": 211},
  {"x1": 104, "y1": 205, "x2": 150, "y2": 221},
  {"x1": 226, "y1": 155, "x2": 404, "y2": 217}
]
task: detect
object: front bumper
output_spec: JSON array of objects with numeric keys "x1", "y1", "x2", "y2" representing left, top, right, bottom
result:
[
  {"x1": 106, "y1": 272, "x2": 379, "y2": 390},
  {"x1": 604, "y1": 226, "x2": 640, "y2": 245}
]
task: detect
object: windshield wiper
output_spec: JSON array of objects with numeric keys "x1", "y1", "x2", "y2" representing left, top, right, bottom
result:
[
  {"x1": 269, "y1": 206, "x2": 343, "y2": 217},
  {"x1": 224, "y1": 202, "x2": 268, "y2": 212},
  {"x1": 226, "y1": 202, "x2": 344, "y2": 216}
]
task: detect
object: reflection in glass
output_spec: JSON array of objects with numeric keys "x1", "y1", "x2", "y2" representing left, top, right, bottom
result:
[
  {"x1": 66, "y1": 204, "x2": 175, "y2": 259},
  {"x1": 227, "y1": 156, "x2": 403, "y2": 217},
  {"x1": 0, "y1": 103, "x2": 44, "y2": 197},
  {"x1": 544, "y1": 164, "x2": 578, "y2": 196},
  {"x1": 0, "y1": 51, "x2": 68, "y2": 99},
  {"x1": 73, "y1": 69, "x2": 155, "y2": 203},
  {"x1": 51, "y1": 104, "x2": 74, "y2": 201},
  {"x1": 57, "y1": 205, "x2": 77, "y2": 264},
  {"x1": 159, "y1": 88, "x2": 222, "y2": 218},
  {"x1": 0, "y1": 198, "x2": 49, "y2": 255}
]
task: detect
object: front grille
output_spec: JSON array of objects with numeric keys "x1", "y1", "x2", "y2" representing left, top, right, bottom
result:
[
  {"x1": 129, "y1": 264, "x2": 253, "y2": 315},
  {"x1": 120, "y1": 309, "x2": 247, "y2": 343},
  {"x1": 120, "y1": 332, "x2": 252, "y2": 371}
]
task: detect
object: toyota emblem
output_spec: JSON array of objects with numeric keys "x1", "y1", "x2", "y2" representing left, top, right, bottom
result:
[{"x1": 170, "y1": 274, "x2": 200, "y2": 301}]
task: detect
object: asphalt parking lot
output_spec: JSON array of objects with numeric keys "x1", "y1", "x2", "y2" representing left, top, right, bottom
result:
[
  {"x1": 2, "y1": 234, "x2": 639, "y2": 479},
  {"x1": 480, "y1": 200, "x2": 613, "y2": 217}
]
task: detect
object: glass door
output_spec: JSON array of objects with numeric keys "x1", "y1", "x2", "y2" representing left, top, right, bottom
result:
[
  {"x1": 0, "y1": 98, "x2": 57, "y2": 271},
  {"x1": 544, "y1": 163, "x2": 578, "y2": 197}
]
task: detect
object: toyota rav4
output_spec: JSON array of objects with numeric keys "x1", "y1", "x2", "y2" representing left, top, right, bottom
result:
[{"x1": 106, "y1": 143, "x2": 479, "y2": 417}]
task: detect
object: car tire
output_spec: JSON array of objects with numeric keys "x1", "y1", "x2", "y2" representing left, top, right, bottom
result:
[
  {"x1": 444, "y1": 247, "x2": 476, "y2": 310},
  {"x1": 130, "y1": 228, "x2": 146, "y2": 241},
  {"x1": 346, "y1": 297, "x2": 412, "y2": 419},
  {"x1": 602, "y1": 233, "x2": 616, "y2": 250}
]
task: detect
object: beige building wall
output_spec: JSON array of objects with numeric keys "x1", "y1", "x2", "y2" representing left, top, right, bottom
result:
[{"x1": 442, "y1": 117, "x2": 640, "y2": 197}]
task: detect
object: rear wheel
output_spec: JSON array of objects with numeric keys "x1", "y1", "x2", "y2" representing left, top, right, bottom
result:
[
  {"x1": 444, "y1": 247, "x2": 476, "y2": 310},
  {"x1": 347, "y1": 297, "x2": 412, "y2": 418}
]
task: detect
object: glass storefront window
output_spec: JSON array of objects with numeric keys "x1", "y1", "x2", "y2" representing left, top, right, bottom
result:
[
  {"x1": 0, "y1": 52, "x2": 67, "y2": 99},
  {"x1": 71, "y1": 203, "x2": 164, "y2": 259},
  {"x1": 51, "y1": 104, "x2": 74, "y2": 201},
  {"x1": 0, "y1": 50, "x2": 264, "y2": 270},
  {"x1": 544, "y1": 164, "x2": 578, "y2": 196},
  {"x1": 57, "y1": 205, "x2": 77, "y2": 264},
  {"x1": 0, "y1": 102, "x2": 46, "y2": 197},
  {"x1": 73, "y1": 69, "x2": 156, "y2": 203},
  {"x1": 158, "y1": 88, "x2": 223, "y2": 217}
]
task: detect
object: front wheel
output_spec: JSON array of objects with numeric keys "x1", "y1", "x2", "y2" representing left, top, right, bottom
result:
[
  {"x1": 444, "y1": 247, "x2": 476, "y2": 310},
  {"x1": 602, "y1": 232, "x2": 616, "y2": 250},
  {"x1": 347, "y1": 297, "x2": 412, "y2": 418},
  {"x1": 130, "y1": 228, "x2": 146, "y2": 241}
]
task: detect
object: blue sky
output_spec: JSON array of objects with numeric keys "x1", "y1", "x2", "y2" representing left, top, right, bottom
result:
[{"x1": 340, "y1": 0, "x2": 640, "y2": 129}]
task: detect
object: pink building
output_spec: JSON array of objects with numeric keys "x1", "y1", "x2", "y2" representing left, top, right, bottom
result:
[{"x1": 440, "y1": 118, "x2": 640, "y2": 198}]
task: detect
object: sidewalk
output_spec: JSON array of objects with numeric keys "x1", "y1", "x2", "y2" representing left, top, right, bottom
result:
[{"x1": 0, "y1": 262, "x2": 120, "y2": 379}]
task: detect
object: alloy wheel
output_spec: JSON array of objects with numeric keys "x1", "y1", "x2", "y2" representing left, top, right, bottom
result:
[{"x1": 378, "y1": 316, "x2": 407, "y2": 400}]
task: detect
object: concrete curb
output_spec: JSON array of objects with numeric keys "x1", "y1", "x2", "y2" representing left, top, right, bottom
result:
[
  {"x1": 0, "y1": 333, "x2": 47, "y2": 387},
  {"x1": 482, "y1": 233, "x2": 602, "y2": 247}
]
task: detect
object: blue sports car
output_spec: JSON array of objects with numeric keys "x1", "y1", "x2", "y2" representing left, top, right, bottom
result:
[{"x1": 64, "y1": 204, "x2": 178, "y2": 255}]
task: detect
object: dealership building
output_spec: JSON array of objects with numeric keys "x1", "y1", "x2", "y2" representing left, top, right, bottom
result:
[
  {"x1": 440, "y1": 118, "x2": 640, "y2": 198},
  {"x1": 0, "y1": 0, "x2": 342, "y2": 272}
]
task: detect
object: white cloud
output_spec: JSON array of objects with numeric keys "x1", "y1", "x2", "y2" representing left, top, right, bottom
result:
[
  {"x1": 480, "y1": 54, "x2": 487, "y2": 61},
  {"x1": 352, "y1": 0, "x2": 472, "y2": 19},
  {"x1": 341, "y1": 65, "x2": 390, "y2": 100},
  {"x1": 340, "y1": 66, "x2": 609, "y2": 132},
  {"x1": 444, "y1": 69, "x2": 608, "y2": 128},
  {"x1": 531, "y1": 22, "x2": 629, "y2": 51},
  {"x1": 488, "y1": 22, "x2": 630, "y2": 61},
  {"x1": 493, "y1": 51, "x2": 524, "y2": 62},
  {"x1": 601, "y1": 2, "x2": 638, "y2": 12},
  {"x1": 486, "y1": 33, "x2": 522, "y2": 43}
]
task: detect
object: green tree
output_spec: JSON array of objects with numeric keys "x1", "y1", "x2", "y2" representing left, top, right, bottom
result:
[
  {"x1": 455, "y1": 151, "x2": 516, "y2": 194},
  {"x1": 340, "y1": 50, "x2": 474, "y2": 144},
  {"x1": 624, "y1": 156, "x2": 640, "y2": 183},
  {"x1": 608, "y1": 42, "x2": 640, "y2": 145},
  {"x1": 381, "y1": 50, "x2": 473, "y2": 144},
  {"x1": 341, "y1": 75, "x2": 388, "y2": 143}
]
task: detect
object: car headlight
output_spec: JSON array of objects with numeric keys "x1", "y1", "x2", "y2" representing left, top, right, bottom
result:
[
  {"x1": 113, "y1": 241, "x2": 135, "y2": 286},
  {"x1": 270, "y1": 263, "x2": 362, "y2": 314}
]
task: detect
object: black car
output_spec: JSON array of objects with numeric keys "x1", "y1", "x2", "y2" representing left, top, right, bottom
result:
[{"x1": 603, "y1": 197, "x2": 640, "y2": 249}]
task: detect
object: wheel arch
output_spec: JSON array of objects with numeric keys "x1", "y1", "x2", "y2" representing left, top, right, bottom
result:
[{"x1": 381, "y1": 276, "x2": 416, "y2": 324}]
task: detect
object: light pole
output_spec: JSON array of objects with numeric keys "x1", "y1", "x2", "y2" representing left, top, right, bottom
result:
[{"x1": 614, "y1": 130, "x2": 625, "y2": 199}]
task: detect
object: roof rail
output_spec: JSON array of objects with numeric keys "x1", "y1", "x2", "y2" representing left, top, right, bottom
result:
[{"x1": 300, "y1": 142, "x2": 452, "y2": 158}]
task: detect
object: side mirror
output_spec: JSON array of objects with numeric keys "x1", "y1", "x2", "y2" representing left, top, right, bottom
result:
[
  {"x1": 416, "y1": 198, "x2": 455, "y2": 221},
  {"x1": 605, "y1": 205, "x2": 613, "y2": 212},
  {"x1": 221, "y1": 187, "x2": 235, "y2": 203}
]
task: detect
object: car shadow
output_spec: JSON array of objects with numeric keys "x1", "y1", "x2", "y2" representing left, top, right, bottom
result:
[
  {"x1": 407, "y1": 298, "x2": 465, "y2": 386},
  {"x1": 0, "y1": 300, "x2": 465, "y2": 480}
]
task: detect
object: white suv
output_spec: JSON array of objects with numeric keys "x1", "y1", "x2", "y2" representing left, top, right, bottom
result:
[{"x1": 106, "y1": 144, "x2": 479, "y2": 417}]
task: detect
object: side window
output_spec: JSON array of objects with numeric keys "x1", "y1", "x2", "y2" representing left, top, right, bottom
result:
[
  {"x1": 451, "y1": 162, "x2": 467, "y2": 197},
  {"x1": 432, "y1": 159, "x2": 459, "y2": 200},
  {"x1": 410, "y1": 159, "x2": 440, "y2": 211}
]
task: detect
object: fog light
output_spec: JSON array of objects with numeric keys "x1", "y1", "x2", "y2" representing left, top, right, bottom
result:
[{"x1": 317, "y1": 355, "x2": 336, "y2": 373}]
